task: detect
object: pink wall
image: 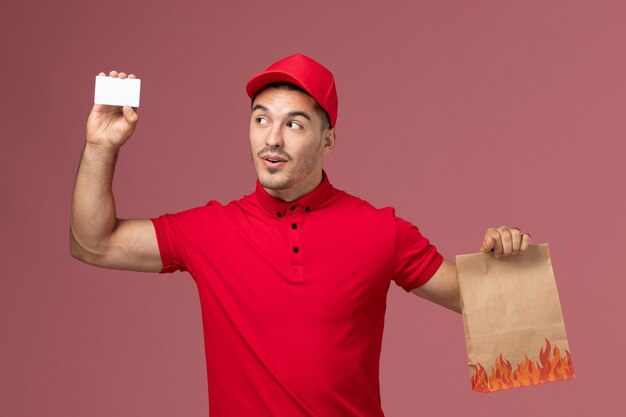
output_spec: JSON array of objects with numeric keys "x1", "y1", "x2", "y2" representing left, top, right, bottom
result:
[{"x1": 2, "y1": 0, "x2": 625, "y2": 415}]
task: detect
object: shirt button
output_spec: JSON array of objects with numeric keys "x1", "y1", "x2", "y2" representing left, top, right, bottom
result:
[
  {"x1": 276, "y1": 212, "x2": 282, "y2": 218},
  {"x1": 291, "y1": 223, "x2": 297, "y2": 230},
  {"x1": 305, "y1": 207, "x2": 310, "y2": 213},
  {"x1": 290, "y1": 205, "x2": 296, "y2": 211},
  {"x1": 293, "y1": 247, "x2": 299, "y2": 253}
]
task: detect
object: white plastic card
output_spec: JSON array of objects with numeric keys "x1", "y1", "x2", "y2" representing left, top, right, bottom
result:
[{"x1": 94, "y1": 76, "x2": 141, "y2": 107}]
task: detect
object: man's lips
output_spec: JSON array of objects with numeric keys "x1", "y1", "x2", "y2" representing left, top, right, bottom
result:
[{"x1": 260, "y1": 154, "x2": 288, "y2": 164}]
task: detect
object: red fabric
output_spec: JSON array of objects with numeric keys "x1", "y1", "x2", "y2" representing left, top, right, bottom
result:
[
  {"x1": 150, "y1": 172, "x2": 443, "y2": 417},
  {"x1": 246, "y1": 53, "x2": 339, "y2": 127}
]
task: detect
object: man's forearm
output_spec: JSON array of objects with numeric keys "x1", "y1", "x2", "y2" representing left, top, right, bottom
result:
[
  {"x1": 411, "y1": 259, "x2": 462, "y2": 313},
  {"x1": 70, "y1": 143, "x2": 120, "y2": 259}
]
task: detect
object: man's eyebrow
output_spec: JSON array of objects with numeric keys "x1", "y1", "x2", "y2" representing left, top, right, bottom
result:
[
  {"x1": 287, "y1": 111, "x2": 311, "y2": 121},
  {"x1": 251, "y1": 105, "x2": 312, "y2": 122},
  {"x1": 251, "y1": 104, "x2": 269, "y2": 112}
]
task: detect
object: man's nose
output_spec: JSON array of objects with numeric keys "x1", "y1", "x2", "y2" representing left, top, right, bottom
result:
[{"x1": 265, "y1": 124, "x2": 284, "y2": 147}]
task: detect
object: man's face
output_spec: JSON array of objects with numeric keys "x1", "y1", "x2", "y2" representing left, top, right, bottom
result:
[{"x1": 250, "y1": 87, "x2": 335, "y2": 200}]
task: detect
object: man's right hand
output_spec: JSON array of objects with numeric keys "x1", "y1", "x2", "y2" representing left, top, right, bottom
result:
[
  {"x1": 72, "y1": 69, "x2": 162, "y2": 273},
  {"x1": 86, "y1": 70, "x2": 139, "y2": 150}
]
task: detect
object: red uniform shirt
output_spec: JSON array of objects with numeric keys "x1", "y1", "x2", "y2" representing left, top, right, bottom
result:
[{"x1": 151, "y1": 172, "x2": 443, "y2": 417}]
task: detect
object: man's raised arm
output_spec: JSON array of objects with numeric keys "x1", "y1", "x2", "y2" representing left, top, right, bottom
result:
[{"x1": 70, "y1": 71, "x2": 162, "y2": 273}]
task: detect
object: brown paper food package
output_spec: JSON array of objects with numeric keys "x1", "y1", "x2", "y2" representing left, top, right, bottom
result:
[{"x1": 456, "y1": 243, "x2": 575, "y2": 393}]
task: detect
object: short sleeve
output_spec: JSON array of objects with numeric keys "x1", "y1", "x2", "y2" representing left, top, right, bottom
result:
[
  {"x1": 150, "y1": 213, "x2": 189, "y2": 274},
  {"x1": 392, "y1": 217, "x2": 444, "y2": 292}
]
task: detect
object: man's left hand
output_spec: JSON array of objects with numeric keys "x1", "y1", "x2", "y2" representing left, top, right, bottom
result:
[{"x1": 479, "y1": 226, "x2": 532, "y2": 258}]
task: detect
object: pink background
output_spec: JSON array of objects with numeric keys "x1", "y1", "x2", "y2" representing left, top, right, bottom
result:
[{"x1": 2, "y1": 0, "x2": 625, "y2": 415}]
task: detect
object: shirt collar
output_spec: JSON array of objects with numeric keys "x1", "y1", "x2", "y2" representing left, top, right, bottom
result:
[{"x1": 255, "y1": 171, "x2": 333, "y2": 217}]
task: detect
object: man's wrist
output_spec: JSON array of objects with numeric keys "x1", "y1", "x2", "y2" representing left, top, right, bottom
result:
[{"x1": 82, "y1": 141, "x2": 120, "y2": 165}]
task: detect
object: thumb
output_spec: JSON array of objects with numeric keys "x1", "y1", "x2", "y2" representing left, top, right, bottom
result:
[
  {"x1": 122, "y1": 105, "x2": 139, "y2": 123},
  {"x1": 479, "y1": 236, "x2": 494, "y2": 253}
]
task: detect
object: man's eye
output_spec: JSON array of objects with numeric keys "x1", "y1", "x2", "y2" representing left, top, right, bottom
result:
[
  {"x1": 287, "y1": 121, "x2": 302, "y2": 129},
  {"x1": 256, "y1": 117, "x2": 269, "y2": 125}
]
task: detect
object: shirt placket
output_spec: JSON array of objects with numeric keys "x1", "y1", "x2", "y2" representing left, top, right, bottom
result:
[{"x1": 285, "y1": 203, "x2": 309, "y2": 279}]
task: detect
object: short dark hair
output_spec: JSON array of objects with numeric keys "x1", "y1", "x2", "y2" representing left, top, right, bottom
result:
[{"x1": 252, "y1": 82, "x2": 331, "y2": 131}]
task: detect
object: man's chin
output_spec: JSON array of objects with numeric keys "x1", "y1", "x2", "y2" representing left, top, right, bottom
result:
[{"x1": 258, "y1": 172, "x2": 291, "y2": 190}]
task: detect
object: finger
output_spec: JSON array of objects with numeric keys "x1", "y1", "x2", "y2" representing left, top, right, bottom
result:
[
  {"x1": 520, "y1": 233, "x2": 532, "y2": 253},
  {"x1": 479, "y1": 236, "x2": 494, "y2": 253},
  {"x1": 479, "y1": 227, "x2": 497, "y2": 252},
  {"x1": 109, "y1": 70, "x2": 118, "y2": 77},
  {"x1": 498, "y1": 226, "x2": 513, "y2": 257},
  {"x1": 492, "y1": 232, "x2": 504, "y2": 258},
  {"x1": 510, "y1": 228, "x2": 522, "y2": 254},
  {"x1": 128, "y1": 73, "x2": 136, "y2": 79},
  {"x1": 118, "y1": 72, "x2": 127, "y2": 79},
  {"x1": 123, "y1": 106, "x2": 139, "y2": 123},
  {"x1": 98, "y1": 72, "x2": 106, "y2": 76}
]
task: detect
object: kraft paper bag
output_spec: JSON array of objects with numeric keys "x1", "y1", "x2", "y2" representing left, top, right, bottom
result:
[{"x1": 456, "y1": 243, "x2": 575, "y2": 393}]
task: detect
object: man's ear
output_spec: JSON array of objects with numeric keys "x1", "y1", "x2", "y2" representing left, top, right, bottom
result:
[{"x1": 322, "y1": 128, "x2": 336, "y2": 155}]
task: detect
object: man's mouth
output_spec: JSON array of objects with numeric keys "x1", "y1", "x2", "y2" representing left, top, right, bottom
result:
[{"x1": 261, "y1": 154, "x2": 288, "y2": 164}]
